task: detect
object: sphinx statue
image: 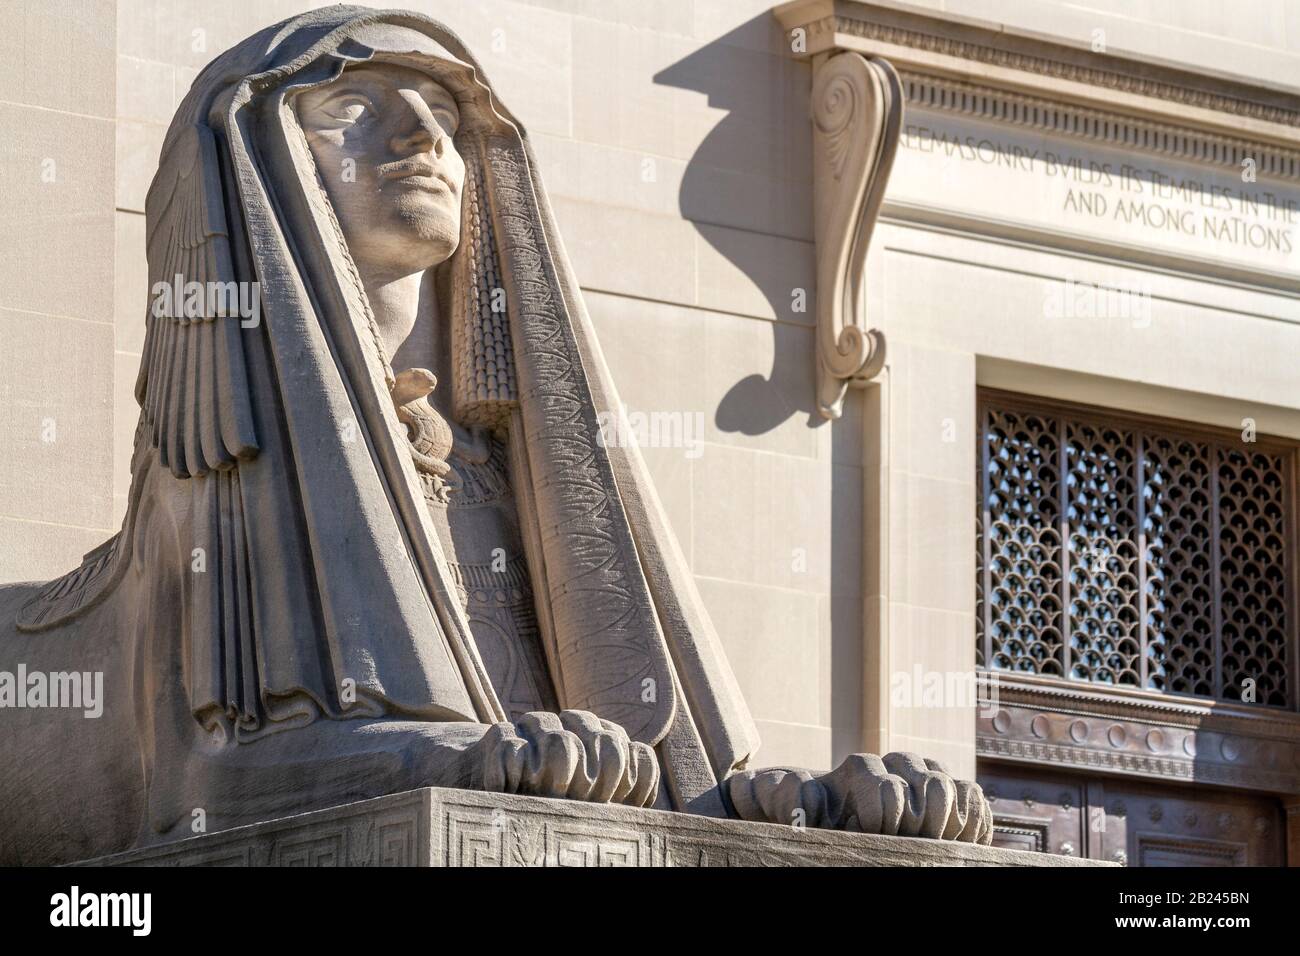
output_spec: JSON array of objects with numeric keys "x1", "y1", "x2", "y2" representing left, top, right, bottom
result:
[{"x1": 0, "y1": 6, "x2": 991, "y2": 864}]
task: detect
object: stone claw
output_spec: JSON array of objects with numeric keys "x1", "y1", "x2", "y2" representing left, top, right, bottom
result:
[
  {"x1": 725, "y1": 750, "x2": 993, "y2": 844},
  {"x1": 479, "y1": 709, "x2": 659, "y2": 808}
]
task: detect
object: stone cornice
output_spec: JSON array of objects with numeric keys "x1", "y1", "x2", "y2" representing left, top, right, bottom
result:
[
  {"x1": 983, "y1": 673, "x2": 1300, "y2": 739},
  {"x1": 775, "y1": 0, "x2": 1300, "y2": 155},
  {"x1": 978, "y1": 673, "x2": 1300, "y2": 795},
  {"x1": 899, "y1": 71, "x2": 1300, "y2": 181}
]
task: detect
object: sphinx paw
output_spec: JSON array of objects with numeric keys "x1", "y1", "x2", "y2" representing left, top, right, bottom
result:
[
  {"x1": 825, "y1": 751, "x2": 993, "y2": 844},
  {"x1": 480, "y1": 710, "x2": 659, "y2": 808},
  {"x1": 726, "y1": 751, "x2": 993, "y2": 844}
]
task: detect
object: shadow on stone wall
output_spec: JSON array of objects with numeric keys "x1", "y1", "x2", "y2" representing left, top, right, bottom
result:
[
  {"x1": 655, "y1": 16, "x2": 867, "y2": 765},
  {"x1": 654, "y1": 15, "x2": 818, "y2": 437}
]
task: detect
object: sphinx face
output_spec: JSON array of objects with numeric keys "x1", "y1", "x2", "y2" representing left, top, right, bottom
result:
[{"x1": 296, "y1": 63, "x2": 466, "y2": 277}]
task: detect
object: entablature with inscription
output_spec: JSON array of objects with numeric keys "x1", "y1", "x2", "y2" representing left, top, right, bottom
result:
[{"x1": 777, "y1": 0, "x2": 1300, "y2": 296}]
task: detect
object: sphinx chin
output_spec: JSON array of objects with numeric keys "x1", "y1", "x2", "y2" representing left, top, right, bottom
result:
[{"x1": 400, "y1": 206, "x2": 462, "y2": 258}]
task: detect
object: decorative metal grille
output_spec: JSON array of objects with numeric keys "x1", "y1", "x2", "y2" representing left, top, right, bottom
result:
[{"x1": 978, "y1": 392, "x2": 1297, "y2": 709}]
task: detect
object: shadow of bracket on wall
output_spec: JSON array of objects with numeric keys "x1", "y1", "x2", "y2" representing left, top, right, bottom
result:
[{"x1": 810, "y1": 50, "x2": 901, "y2": 419}]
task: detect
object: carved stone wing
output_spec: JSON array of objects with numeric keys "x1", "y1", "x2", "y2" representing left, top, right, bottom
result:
[
  {"x1": 18, "y1": 124, "x2": 261, "y2": 632},
  {"x1": 136, "y1": 122, "x2": 258, "y2": 478}
]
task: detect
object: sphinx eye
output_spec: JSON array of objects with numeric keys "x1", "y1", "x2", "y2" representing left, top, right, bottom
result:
[
  {"x1": 323, "y1": 94, "x2": 373, "y2": 123},
  {"x1": 432, "y1": 106, "x2": 459, "y2": 136}
]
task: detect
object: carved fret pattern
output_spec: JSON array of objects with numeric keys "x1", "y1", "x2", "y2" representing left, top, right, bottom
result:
[
  {"x1": 88, "y1": 787, "x2": 1064, "y2": 868},
  {"x1": 978, "y1": 394, "x2": 1295, "y2": 709}
]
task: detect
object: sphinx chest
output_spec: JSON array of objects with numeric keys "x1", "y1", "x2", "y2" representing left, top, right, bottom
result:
[{"x1": 414, "y1": 424, "x2": 557, "y2": 720}]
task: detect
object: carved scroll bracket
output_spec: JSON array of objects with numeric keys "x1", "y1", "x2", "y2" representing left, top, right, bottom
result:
[{"x1": 810, "y1": 50, "x2": 901, "y2": 419}]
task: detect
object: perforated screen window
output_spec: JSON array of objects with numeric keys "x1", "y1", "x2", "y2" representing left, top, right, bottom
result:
[{"x1": 977, "y1": 391, "x2": 1297, "y2": 708}]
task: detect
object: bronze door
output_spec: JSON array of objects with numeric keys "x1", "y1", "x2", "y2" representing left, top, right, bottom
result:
[{"x1": 978, "y1": 764, "x2": 1285, "y2": 866}]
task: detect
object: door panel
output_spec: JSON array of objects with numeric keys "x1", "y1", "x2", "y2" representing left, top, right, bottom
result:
[
  {"x1": 979, "y1": 767, "x2": 1089, "y2": 859},
  {"x1": 978, "y1": 763, "x2": 1285, "y2": 866}
]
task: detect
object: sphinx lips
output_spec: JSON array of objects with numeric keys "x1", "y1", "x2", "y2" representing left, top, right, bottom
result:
[{"x1": 385, "y1": 161, "x2": 455, "y2": 192}]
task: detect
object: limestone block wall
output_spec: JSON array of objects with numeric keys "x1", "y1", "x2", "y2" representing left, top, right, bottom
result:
[{"x1": 0, "y1": 0, "x2": 117, "y2": 582}]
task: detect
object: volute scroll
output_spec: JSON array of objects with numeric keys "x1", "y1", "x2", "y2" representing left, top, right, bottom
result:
[{"x1": 812, "y1": 51, "x2": 901, "y2": 419}]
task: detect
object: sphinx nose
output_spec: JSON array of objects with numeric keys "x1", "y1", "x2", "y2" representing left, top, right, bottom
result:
[{"x1": 390, "y1": 93, "x2": 447, "y2": 158}]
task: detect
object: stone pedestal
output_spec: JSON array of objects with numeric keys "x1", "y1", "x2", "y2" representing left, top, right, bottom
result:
[{"x1": 79, "y1": 787, "x2": 1107, "y2": 866}]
